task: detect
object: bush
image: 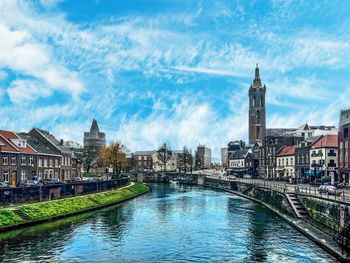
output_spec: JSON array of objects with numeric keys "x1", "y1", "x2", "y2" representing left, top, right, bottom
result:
[{"x1": 83, "y1": 172, "x2": 97, "y2": 177}]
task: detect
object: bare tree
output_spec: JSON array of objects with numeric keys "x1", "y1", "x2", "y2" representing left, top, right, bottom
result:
[
  {"x1": 157, "y1": 143, "x2": 172, "y2": 172},
  {"x1": 82, "y1": 146, "x2": 99, "y2": 173}
]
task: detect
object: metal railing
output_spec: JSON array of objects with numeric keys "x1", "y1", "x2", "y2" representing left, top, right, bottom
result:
[{"x1": 235, "y1": 178, "x2": 350, "y2": 204}]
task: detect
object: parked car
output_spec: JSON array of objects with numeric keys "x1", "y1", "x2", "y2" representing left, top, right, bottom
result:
[
  {"x1": 318, "y1": 185, "x2": 342, "y2": 196},
  {"x1": 17, "y1": 180, "x2": 39, "y2": 187},
  {"x1": 243, "y1": 174, "x2": 252, "y2": 179},
  {"x1": 67, "y1": 177, "x2": 82, "y2": 183},
  {"x1": 42, "y1": 178, "x2": 61, "y2": 185},
  {"x1": 0, "y1": 182, "x2": 10, "y2": 188}
]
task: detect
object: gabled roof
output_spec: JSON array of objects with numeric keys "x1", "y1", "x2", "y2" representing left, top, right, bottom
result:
[
  {"x1": 311, "y1": 134, "x2": 338, "y2": 149},
  {"x1": 18, "y1": 133, "x2": 60, "y2": 156},
  {"x1": 276, "y1": 145, "x2": 296, "y2": 157},
  {"x1": 0, "y1": 136, "x2": 18, "y2": 152},
  {"x1": 229, "y1": 149, "x2": 251, "y2": 160},
  {"x1": 0, "y1": 130, "x2": 36, "y2": 154},
  {"x1": 30, "y1": 128, "x2": 72, "y2": 155}
]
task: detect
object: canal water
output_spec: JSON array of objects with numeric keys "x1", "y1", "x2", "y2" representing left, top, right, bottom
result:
[{"x1": 0, "y1": 184, "x2": 337, "y2": 263}]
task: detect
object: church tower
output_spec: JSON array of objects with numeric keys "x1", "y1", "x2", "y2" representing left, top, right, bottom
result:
[{"x1": 249, "y1": 64, "x2": 266, "y2": 144}]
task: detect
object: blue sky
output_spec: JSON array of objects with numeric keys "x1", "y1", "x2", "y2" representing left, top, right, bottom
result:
[{"x1": 0, "y1": 0, "x2": 350, "y2": 159}]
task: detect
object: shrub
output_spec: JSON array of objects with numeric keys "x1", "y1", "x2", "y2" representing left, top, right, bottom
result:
[{"x1": 0, "y1": 210, "x2": 23, "y2": 227}]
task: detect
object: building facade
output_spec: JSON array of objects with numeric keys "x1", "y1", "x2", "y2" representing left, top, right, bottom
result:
[
  {"x1": 196, "y1": 145, "x2": 212, "y2": 169},
  {"x1": 276, "y1": 145, "x2": 296, "y2": 182},
  {"x1": 29, "y1": 128, "x2": 73, "y2": 181},
  {"x1": 258, "y1": 135, "x2": 302, "y2": 179},
  {"x1": 19, "y1": 133, "x2": 61, "y2": 180},
  {"x1": 228, "y1": 149, "x2": 256, "y2": 177},
  {"x1": 248, "y1": 64, "x2": 266, "y2": 144},
  {"x1": 294, "y1": 137, "x2": 321, "y2": 184},
  {"x1": 221, "y1": 148, "x2": 228, "y2": 168},
  {"x1": 338, "y1": 109, "x2": 350, "y2": 185},
  {"x1": 84, "y1": 119, "x2": 106, "y2": 148},
  {"x1": 310, "y1": 134, "x2": 338, "y2": 184},
  {"x1": 0, "y1": 130, "x2": 37, "y2": 185}
]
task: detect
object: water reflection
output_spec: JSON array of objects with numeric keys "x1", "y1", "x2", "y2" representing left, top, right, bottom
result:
[{"x1": 0, "y1": 184, "x2": 338, "y2": 263}]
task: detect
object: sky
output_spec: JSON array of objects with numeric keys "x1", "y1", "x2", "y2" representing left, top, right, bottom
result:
[{"x1": 0, "y1": 0, "x2": 350, "y2": 160}]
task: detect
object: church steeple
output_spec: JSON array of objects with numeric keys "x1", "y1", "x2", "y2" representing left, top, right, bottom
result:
[
  {"x1": 253, "y1": 63, "x2": 262, "y2": 88},
  {"x1": 248, "y1": 64, "x2": 266, "y2": 144},
  {"x1": 255, "y1": 63, "x2": 260, "y2": 79}
]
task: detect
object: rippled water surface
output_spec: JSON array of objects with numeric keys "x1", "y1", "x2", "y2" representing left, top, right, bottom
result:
[{"x1": 0, "y1": 184, "x2": 337, "y2": 262}]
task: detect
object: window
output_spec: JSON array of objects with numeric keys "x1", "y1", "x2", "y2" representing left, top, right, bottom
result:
[
  {"x1": 345, "y1": 141, "x2": 349, "y2": 167},
  {"x1": 29, "y1": 156, "x2": 33, "y2": 165},
  {"x1": 3, "y1": 171, "x2": 9, "y2": 182},
  {"x1": 38, "y1": 171, "x2": 42, "y2": 178},
  {"x1": 21, "y1": 170, "x2": 26, "y2": 180},
  {"x1": 55, "y1": 159, "x2": 59, "y2": 167},
  {"x1": 11, "y1": 156, "x2": 16, "y2": 165},
  {"x1": 2, "y1": 156, "x2": 8, "y2": 165},
  {"x1": 44, "y1": 159, "x2": 48, "y2": 167},
  {"x1": 260, "y1": 96, "x2": 264, "y2": 107},
  {"x1": 44, "y1": 170, "x2": 49, "y2": 179},
  {"x1": 49, "y1": 170, "x2": 54, "y2": 179},
  {"x1": 49, "y1": 159, "x2": 53, "y2": 167},
  {"x1": 344, "y1": 128, "x2": 349, "y2": 138},
  {"x1": 21, "y1": 155, "x2": 26, "y2": 165},
  {"x1": 39, "y1": 157, "x2": 42, "y2": 167}
]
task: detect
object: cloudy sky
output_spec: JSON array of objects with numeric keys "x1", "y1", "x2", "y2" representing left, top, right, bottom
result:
[{"x1": 0, "y1": 0, "x2": 349, "y2": 159}]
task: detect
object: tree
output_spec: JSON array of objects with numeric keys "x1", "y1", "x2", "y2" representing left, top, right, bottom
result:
[
  {"x1": 195, "y1": 150, "x2": 201, "y2": 170},
  {"x1": 156, "y1": 143, "x2": 172, "y2": 172},
  {"x1": 99, "y1": 141, "x2": 128, "y2": 178},
  {"x1": 181, "y1": 146, "x2": 193, "y2": 175},
  {"x1": 82, "y1": 146, "x2": 99, "y2": 173}
]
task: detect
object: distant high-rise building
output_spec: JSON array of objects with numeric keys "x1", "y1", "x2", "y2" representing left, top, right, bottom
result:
[
  {"x1": 197, "y1": 145, "x2": 212, "y2": 169},
  {"x1": 221, "y1": 148, "x2": 228, "y2": 168},
  {"x1": 83, "y1": 119, "x2": 106, "y2": 148},
  {"x1": 249, "y1": 64, "x2": 266, "y2": 144}
]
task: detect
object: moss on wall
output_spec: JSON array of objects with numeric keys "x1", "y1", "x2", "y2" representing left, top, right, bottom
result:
[
  {"x1": 299, "y1": 196, "x2": 350, "y2": 231},
  {"x1": 246, "y1": 187, "x2": 295, "y2": 217}
]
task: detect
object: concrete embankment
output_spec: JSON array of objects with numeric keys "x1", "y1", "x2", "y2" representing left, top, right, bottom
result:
[
  {"x1": 0, "y1": 183, "x2": 149, "y2": 232},
  {"x1": 200, "y1": 178, "x2": 350, "y2": 262}
]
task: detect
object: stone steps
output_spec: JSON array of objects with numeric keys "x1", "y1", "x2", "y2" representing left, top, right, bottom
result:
[
  {"x1": 285, "y1": 193, "x2": 308, "y2": 219},
  {"x1": 13, "y1": 209, "x2": 32, "y2": 221}
]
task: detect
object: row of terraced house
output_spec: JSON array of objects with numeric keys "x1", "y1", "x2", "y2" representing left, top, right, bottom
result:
[{"x1": 0, "y1": 128, "x2": 82, "y2": 186}]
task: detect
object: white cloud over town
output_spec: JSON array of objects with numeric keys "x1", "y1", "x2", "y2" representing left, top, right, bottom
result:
[{"x1": 0, "y1": 0, "x2": 349, "y2": 158}]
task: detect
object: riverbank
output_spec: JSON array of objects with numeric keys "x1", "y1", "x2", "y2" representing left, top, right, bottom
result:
[
  {"x1": 0, "y1": 183, "x2": 149, "y2": 232},
  {"x1": 201, "y1": 183, "x2": 350, "y2": 262}
]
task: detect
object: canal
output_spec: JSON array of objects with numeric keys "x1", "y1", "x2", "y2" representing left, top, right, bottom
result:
[{"x1": 0, "y1": 184, "x2": 337, "y2": 262}]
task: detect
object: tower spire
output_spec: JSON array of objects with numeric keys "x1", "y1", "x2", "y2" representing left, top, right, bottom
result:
[{"x1": 255, "y1": 63, "x2": 260, "y2": 80}]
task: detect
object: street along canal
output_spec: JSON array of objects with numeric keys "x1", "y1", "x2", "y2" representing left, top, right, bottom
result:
[{"x1": 0, "y1": 184, "x2": 338, "y2": 262}]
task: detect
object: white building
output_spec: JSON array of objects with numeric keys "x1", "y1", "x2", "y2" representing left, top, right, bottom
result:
[
  {"x1": 309, "y1": 134, "x2": 338, "y2": 184},
  {"x1": 276, "y1": 145, "x2": 296, "y2": 182}
]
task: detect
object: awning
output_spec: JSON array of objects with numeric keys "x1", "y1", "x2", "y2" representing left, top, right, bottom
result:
[{"x1": 305, "y1": 170, "x2": 324, "y2": 176}]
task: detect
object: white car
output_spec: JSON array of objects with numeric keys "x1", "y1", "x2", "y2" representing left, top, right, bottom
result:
[
  {"x1": 243, "y1": 174, "x2": 252, "y2": 179},
  {"x1": 318, "y1": 185, "x2": 341, "y2": 195}
]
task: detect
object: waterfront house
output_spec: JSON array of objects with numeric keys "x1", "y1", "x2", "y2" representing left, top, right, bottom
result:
[
  {"x1": 309, "y1": 134, "x2": 338, "y2": 184},
  {"x1": 338, "y1": 109, "x2": 350, "y2": 185},
  {"x1": 0, "y1": 130, "x2": 37, "y2": 185},
  {"x1": 276, "y1": 145, "x2": 296, "y2": 183},
  {"x1": 29, "y1": 128, "x2": 73, "y2": 181}
]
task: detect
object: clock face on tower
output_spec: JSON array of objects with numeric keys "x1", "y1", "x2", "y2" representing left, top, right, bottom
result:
[{"x1": 249, "y1": 64, "x2": 266, "y2": 145}]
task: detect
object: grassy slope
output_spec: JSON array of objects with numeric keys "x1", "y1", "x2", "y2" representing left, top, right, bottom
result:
[
  {"x1": 0, "y1": 210, "x2": 23, "y2": 227},
  {"x1": 0, "y1": 183, "x2": 148, "y2": 225}
]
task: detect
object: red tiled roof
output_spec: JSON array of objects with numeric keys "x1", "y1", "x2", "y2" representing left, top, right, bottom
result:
[
  {"x1": 0, "y1": 130, "x2": 36, "y2": 153},
  {"x1": 311, "y1": 134, "x2": 338, "y2": 149},
  {"x1": 276, "y1": 145, "x2": 296, "y2": 157},
  {"x1": 0, "y1": 136, "x2": 18, "y2": 152}
]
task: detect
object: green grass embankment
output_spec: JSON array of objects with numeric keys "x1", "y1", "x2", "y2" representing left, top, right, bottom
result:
[
  {"x1": 0, "y1": 210, "x2": 24, "y2": 227},
  {"x1": 0, "y1": 183, "x2": 149, "y2": 229}
]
